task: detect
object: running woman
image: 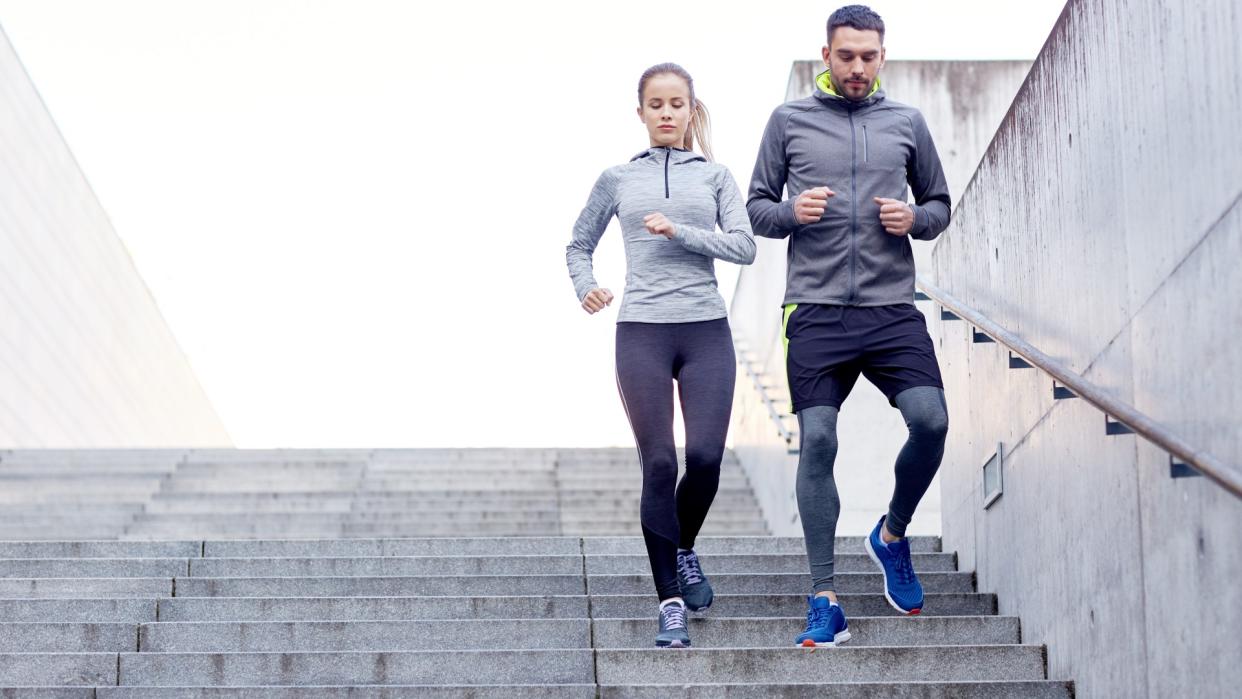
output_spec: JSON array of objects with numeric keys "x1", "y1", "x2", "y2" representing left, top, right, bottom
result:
[
  {"x1": 747, "y1": 5, "x2": 952, "y2": 647},
  {"x1": 566, "y1": 63, "x2": 756, "y2": 648}
]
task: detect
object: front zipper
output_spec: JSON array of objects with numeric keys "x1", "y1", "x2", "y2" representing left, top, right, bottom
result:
[
  {"x1": 863, "y1": 123, "x2": 869, "y2": 163},
  {"x1": 664, "y1": 148, "x2": 671, "y2": 198},
  {"x1": 848, "y1": 111, "x2": 858, "y2": 303}
]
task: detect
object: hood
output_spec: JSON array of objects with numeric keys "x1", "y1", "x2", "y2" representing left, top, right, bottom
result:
[
  {"x1": 630, "y1": 146, "x2": 708, "y2": 165},
  {"x1": 813, "y1": 69, "x2": 885, "y2": 108}
]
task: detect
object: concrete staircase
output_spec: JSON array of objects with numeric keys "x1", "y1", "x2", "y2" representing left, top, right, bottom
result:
[{"x1": 0, "y1": 449, "x2": 1073, "y2": 696}]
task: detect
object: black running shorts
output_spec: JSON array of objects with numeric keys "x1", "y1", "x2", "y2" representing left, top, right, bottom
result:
[{"x1": 783, "y1": 303, "x2": 944, "y2": 413}]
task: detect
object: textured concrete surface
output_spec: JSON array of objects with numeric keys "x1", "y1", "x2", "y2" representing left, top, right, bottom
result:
[
  {"x1": 116, "y1": 650, "x2": 597, "y2": 685},
  {"x1": 588, "y1": 593, "x2": 996, "y2": 619},
  {"x1": 600, "y1": 682, "x2": 1071, "y2": 698},
  {"x1": 0, "y1": 450, "x2": 1052, "y2": 694},
  {"x1": 586, "y1": 572, "x2": 973, "y2": 595},
  {"x1": 594, "y1": 646, "x2": 1046, "y2": 684},
  {"x1": 157, "y1": 595, "x2": 590, "y2": 622},
  {"x1": 926, "y1": 1, "x2": 1242, "y2": 696}
]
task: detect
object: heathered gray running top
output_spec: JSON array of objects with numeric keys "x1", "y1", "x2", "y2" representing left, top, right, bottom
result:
[{"x1": 566, "y1": 146, "x2": 756, "y2": 324}]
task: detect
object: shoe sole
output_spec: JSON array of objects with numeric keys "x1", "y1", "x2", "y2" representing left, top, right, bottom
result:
[
  {"x1": 797, "y1": 629, "x2": 852, "y2": 647},
  {"x1": 656, "y1": 639, "x2": 691, "y2": 648},
  {"x1": 864, "y1": 533, "x2": 923, "y2": 616}
]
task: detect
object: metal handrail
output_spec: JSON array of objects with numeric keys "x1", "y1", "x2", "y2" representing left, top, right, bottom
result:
[
  {"x1": 917, "y1": 274, "x2": 1242, "y2": 500},
  {"x1": 734, "y1": 339, "x2": 798, "y2": 453}
]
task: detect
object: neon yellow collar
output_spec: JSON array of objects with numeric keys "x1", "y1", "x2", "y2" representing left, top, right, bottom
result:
[{"x1": 816, "y1": 69, "x2": 880, "y2": 99}]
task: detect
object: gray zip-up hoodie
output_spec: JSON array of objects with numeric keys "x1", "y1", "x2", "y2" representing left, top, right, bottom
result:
[
  {"x1": 567, "y1": 146, "x2": 757, "y2": 323},
  {"x1": 747, "y1": 74, "x2": 951, "y2": 307}
]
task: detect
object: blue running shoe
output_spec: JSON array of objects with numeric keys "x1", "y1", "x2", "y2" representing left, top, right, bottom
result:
[
  {"x1": 864, "y1": 515, "x2": 924, "y2": 615},
  {"x1": 655, "y1": 599, "x2": 691, "y2": 648},
  {"x1": 795, "y1": 595, "x2": 851, "y2": 647},
  {"x1": 676, "y1": 549, "x2": 714, "y2": 612}
]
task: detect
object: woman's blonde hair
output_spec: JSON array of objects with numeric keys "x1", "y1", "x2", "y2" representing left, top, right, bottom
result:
[{"x1": 637, "y1": 62, "x2": 713, "y2": 161}]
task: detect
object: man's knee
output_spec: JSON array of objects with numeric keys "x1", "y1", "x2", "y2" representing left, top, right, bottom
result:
[
  {"x1": 798, "y1": 406, "x2": 839, "y2": 458},
  {"x1": 907, "y1": 401, "x2": 949, "y2": 441},
  {"x1": 683, "y1": 444, "x2": 724, "y2": 474}
]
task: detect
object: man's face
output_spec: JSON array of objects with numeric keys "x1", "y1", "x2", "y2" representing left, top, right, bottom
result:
[{"x1": 822, "y1": 26, "x2": 885, "y2": 101}]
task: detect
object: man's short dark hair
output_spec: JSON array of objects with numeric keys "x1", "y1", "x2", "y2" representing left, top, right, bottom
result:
[{"x1": 827, "y1": 5, "x2": 885, "y2": 45}]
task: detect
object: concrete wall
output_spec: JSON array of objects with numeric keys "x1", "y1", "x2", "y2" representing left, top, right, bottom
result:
[
  {"x1": 731, "y1": 60, "x2": 1030, "y2": 535},
  {"x1": 929, "y1": 1, "x2": 1242, "y2": 696},
  {"x1": 0, "y1": 27, "x2": 230, "y2": 447}
]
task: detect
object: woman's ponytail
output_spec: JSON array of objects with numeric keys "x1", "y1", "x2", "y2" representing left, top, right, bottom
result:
[{"x1": 685, "y1": 99, "x2": 713, "y2": 162}]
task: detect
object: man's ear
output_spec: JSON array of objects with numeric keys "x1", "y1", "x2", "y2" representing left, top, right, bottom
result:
[{"x1": 821, "y1": 44, "x2": 831, "y2": 67}]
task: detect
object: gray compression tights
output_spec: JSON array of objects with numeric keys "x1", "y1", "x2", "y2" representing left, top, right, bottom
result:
[{"x1": 797, "y1": 386, "x2": 948, "y2": 593}]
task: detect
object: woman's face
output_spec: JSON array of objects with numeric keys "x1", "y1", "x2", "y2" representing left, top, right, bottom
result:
[{"x1": 638, "y1": 73, "x2": 693, "y2": 149}]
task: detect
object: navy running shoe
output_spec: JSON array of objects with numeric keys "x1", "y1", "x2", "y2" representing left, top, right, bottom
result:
[
  {"x1": 676, "y1": 549, "x2": 714, "y2": 611},
  {"x1": 655, "y1": 599, "x2": 691, "y2": 648},
  {"x1": 795, "y1": 595, "x2": 851, "y2": 647},
  {"x1": 864, "y1": 515, "x2": 924, "y2": 615}
]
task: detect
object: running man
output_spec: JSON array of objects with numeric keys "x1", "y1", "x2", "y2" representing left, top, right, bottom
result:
[{"x1": 746, "y1": 4, "x2": 952, "y2": 646}]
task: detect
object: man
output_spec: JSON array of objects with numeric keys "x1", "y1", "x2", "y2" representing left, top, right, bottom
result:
[{"x1": 746, "y1": 4, "x2": 952, "y2": 647}]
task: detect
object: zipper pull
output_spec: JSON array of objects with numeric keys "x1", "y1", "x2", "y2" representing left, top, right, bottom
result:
[{"x1": 863, "y1": 124, "x2": 869, "y2": 163}]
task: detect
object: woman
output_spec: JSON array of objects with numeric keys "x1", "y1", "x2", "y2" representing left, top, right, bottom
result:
[{"x1": 565, "y1": 63, "x2": 756, "y2": 648}]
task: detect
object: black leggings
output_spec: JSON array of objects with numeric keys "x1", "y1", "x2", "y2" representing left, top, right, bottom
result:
[{"x1": 616, "y1": 318, "x2": 736, "y2": 601}]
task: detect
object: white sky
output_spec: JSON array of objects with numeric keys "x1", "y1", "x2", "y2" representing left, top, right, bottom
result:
[{"x1": 0, "y1": 0, "x2": 1065, "y2": 448}]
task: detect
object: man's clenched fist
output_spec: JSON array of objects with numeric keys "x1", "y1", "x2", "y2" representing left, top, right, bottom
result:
[
  {"x1": 874, "y1": 197, "x2": 915, "y2": 236},
  {"x1": 794, "y1": 187, "x2": 835, "y2": 224}
]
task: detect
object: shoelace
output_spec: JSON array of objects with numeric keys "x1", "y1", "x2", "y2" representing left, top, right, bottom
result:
[
  {"x1": 676, "y1": 551, "x2": 704, "y2": 585},
  {"x1": 891, "y1": 543, "x2": 916, "y2": 585},
  {"x1": 661, "y1": 603, "x2": 687, "y2": 630},
  {"x1": 805, "y1": 605, "x2": 829, "y2": 629}
]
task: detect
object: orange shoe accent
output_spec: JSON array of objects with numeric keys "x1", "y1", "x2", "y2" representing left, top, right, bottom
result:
[
  {"x1": 908, "y1": 608, "x2": 922, "y2": 616},
  {"x1": 801, "y1": 639, "x2": 817, "y2": 647}
]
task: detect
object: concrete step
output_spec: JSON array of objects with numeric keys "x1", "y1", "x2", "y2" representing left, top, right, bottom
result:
[
  {"x1": 587, "y1": 572, "x2": 974, "y2": 595},
  {"x1": 187, "y1": 555, "x2": 585, "y2": 577},
  {"x1": 94, "y1": 686, "x2": 595, "y2": 698},
  {"x1": 0, "y1": 578, "x2": 173, "y2": 598},
  {"x1": 342, "y1": 523, "x2": 564, "y2": 536},
  {"x1": 138, "y1": 619, "x2": 592, "y2": 651},
  {"x1": 0, "y1": 622, "x2": 139, "y2": 651},
  {"x1": 102, "y1": 646, "x2": 1044, "y2": 685},
  {"x1": 131, "y1": 512, "x2": 563, "y2": 526},
  {"x1": 115, "y1": 650, "x2": 596, "y2": 685},
  {"x1": 202, "y1": 537, "x2": 583, "y2": 557},
  {"x1": 122, "y1": 616, "x2": 1019, "y2": 652},
  {"x1": 591, "y1": 593, "x2": 997, "y2": 618},
  {"x1": 0, "y1": 653, "x2": 117, "y2": 685},
  {"x1": 591, "y1": 615, "x2": 1019, "y2": 647},
  {"x1": 0, "y1": 493, "x2": 150, "y2": 505},
  {"x1": 158, "y1": 484, "x2": 364, "y2": 495},
  {"x1": 582, "y1": 552, "x2": 956, "y2": 574},
  {"x1": 598, "y1": 682, "x2": 1072, "y2": 698},
  {"x1": 564, "y1": 511, "x2": 767, "y2": 524},
  {"x1": 582, "y1": 536, "x2": 942, "y2": 554},
  {"x1": 144, "y1": 500, "x2": 356, "y2": 514},
  {"x1": 0, "y1": 688, "x2": 93, "y2": 699},
  {"x1": 175, "y1": 575, "x2": 587, "y2": 598},
  {"x1": 0, "y1": 529, "x2": 133, "y2": 542},
  {"x1": 157, "y1": 596, "x2": 590, "y2": 622},
  {"x1": 0, "y1": 559, "x2": 189, "y2": 578},
  {"x1": 0, "y1": 541, "x2": 200, "y2": 559},
  {"x1": 0, "y1": 598, "x2": 157, "y2": 622},
  {"x1": 593, "y1": 646, "x2": 1047, "y2": 683},
  {"x1": 564, "y1": 523, "x2": 768, "y2": 536}
]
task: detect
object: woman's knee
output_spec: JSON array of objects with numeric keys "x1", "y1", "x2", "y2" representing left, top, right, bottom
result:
[{"x1": 683, "y1": 443, "x2": 724, "y2": 474}]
